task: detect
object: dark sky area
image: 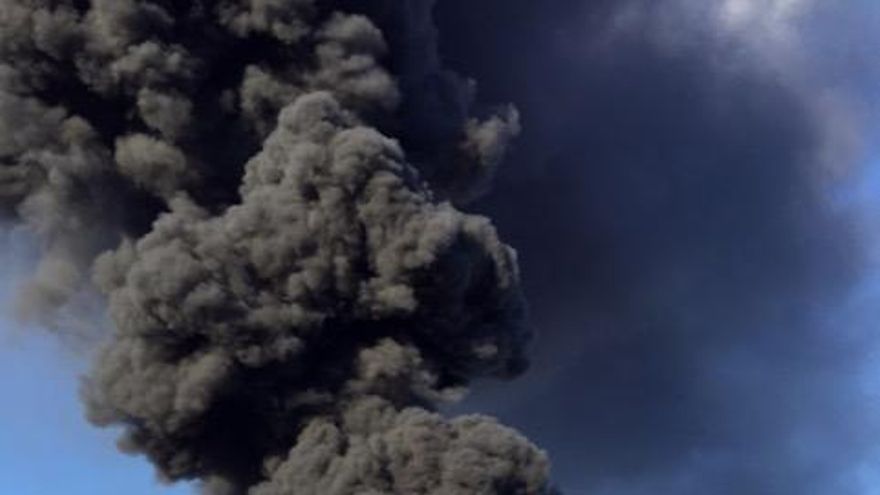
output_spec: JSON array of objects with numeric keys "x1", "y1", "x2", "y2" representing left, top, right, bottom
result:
[{"x1": 435, "y1": 1, "x2": 880, "y2": 493}]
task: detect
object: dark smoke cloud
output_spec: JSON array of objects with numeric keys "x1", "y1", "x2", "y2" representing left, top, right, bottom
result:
[
  {"x1": 432, "y1": 1, "x2": 874, "y2": 494},
  {"x1": 0, "y1": 1, "x2": 552, "y2": 494}
]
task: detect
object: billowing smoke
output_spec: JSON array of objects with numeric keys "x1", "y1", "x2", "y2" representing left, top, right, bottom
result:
[{"x1": 0, "y1": 1, "x2": 552, "y2": 493}]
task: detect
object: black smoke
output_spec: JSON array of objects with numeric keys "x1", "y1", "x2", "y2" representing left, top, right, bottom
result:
[
  {"x1": 434, "y1": 1, "x2": 873, "y2": 494},
  {"x1": 0, "y1": 1, "x2": 555, "y2": 494}
]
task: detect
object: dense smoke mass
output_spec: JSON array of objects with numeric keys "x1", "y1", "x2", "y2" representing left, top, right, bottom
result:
[{"x1": 0, "y1": 1, "x2": 551, "y2": 494}]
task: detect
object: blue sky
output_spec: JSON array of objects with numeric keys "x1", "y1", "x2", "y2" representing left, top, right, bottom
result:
[
  {"x1": 0, "y1": 231, "x2": 192, "y2": 495},
  {"x1": 0, "y1": 331, "x2": 192, "y2": 495}
]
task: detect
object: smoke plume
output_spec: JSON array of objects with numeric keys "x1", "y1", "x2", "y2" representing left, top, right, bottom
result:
[
  {"x1": 433, "y1": 1, "x2": 872, "y2": 493},
  {"x1": 0, "y1": 1, "x2": 551, "y2": 493}
]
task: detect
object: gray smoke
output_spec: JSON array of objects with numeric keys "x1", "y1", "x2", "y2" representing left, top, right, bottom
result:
[{"x1": 0, "y1": 1, "x2": 550, "y2": 494}]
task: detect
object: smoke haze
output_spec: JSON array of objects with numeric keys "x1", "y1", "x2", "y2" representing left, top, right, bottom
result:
[{"x1": 433, "y1": 1, "x2": 880, "y2": 494}]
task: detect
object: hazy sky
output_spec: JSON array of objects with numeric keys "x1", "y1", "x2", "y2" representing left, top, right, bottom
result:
[{"x1": 3, "y1": 2, "x2": 880, "y2": 494}]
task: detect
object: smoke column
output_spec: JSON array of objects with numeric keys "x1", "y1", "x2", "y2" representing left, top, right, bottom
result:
[{"x1": 0, "y1": 1, "x2": 553, "y2": 493}]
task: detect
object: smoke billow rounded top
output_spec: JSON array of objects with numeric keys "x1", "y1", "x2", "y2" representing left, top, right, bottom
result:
[{"x1": 0, "y1": 1, "x2": 551, "y2": 493}]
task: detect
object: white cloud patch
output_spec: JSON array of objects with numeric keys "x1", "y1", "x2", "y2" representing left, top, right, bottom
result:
[
  {"x1": 717, "y1": 0, "x2": 812, "y2": 57},
  {"x1": 719, "y1": 0, "x2": 809, "y2": 32}
]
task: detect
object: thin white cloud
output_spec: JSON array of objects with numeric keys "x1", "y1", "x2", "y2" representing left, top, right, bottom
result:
[
  {"x1": 719, "y1": 0, "x2": 810, "y2": 33},
  {"x1": 716, "y1": 0, "x2": 813, "y2": 58},
  {"x1": 598, "y1": 0, "x2": 813, "y2": 63}
]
